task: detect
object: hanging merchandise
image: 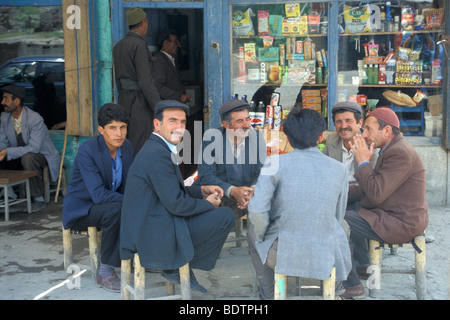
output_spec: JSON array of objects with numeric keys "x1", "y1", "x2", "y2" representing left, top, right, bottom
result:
[
  {"x1": 344, "y1": 4, "x2": 372, "y2": 33},
  {"x1": 232, "y1": 8, "x2": 255, "y2": 36}
]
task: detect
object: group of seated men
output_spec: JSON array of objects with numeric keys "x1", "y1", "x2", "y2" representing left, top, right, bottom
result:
[
  {"x1": 1, "y1": 82, "x2": 427, "y2": 299},
  {"x1": 60, "y1": 96, "x2": 428, "y2": 299}
]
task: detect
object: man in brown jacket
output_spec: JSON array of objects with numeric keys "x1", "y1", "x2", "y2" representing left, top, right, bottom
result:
[
  {"x1": 113, "y1": 7, "x2": 161, "y2": 156},
  {"x1": 340, "y1": 107, "x2": 428, "y2": 299}
]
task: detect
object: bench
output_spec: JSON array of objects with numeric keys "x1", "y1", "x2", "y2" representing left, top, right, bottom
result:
[{"x1": 0, "y1": 170, "x2": 37, "y2": 221}]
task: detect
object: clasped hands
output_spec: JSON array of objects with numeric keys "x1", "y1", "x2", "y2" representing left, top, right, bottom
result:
[
  {"x1": 231, "y1": 186, "x2": 254, "y2": 210},
  {"x1": 201, "y1": 185, "x2": 223, "y2": 208}
]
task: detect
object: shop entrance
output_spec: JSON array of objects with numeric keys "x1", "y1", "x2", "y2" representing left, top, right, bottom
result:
[{"x1": 147, "y1": 8, "x2": 204, "y2": 178}]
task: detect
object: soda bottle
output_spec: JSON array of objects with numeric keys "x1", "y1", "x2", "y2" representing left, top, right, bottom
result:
[{"x1": 248, "y1": 101, "x2": 256, "y2": 128}]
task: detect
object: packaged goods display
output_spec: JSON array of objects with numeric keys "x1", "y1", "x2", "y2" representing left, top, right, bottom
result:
[{"x1": 231, "y1": 2, "x2": 444, "y2": 137}]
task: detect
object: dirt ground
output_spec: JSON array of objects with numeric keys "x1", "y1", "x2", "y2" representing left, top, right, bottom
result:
[{"x1": 0, "y1": 199, "x2": 449, "y2": 301}]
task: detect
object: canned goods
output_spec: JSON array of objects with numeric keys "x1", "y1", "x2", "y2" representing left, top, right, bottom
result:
[
  {"x1": 274, "y1": 106, "x2": 282, "y2": 119},
  {"x1": 273, "y1": 118, "x2": 282, "y2": 131},
  {"x1": 265, "y1": 105, "x2": 274, "y2": 119},
  {"x1": 266, "y1": 116, "x2": 274, "y2": 130},
  {"x1": 270, "y1": 92, "x2": 280, "y2": 106}
]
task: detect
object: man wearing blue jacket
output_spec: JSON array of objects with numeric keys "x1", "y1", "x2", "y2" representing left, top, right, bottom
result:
[{"x1": 62, "y1": 103, "x2": 133, "y2": 292}]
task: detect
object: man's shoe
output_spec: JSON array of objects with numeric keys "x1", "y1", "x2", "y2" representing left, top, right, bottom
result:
[
  {"x1": 339, "y1": 284, "x2": 365, "y2": 300},
  {"x1": 23, "y1": 200, "x2": 46, "y2": 213},
  {"x1": 96, "y1": 272, "x2": 121, "y2": 293},
  {"x1": 161, "y1": 269, "x2": 207, "y2": 294}
]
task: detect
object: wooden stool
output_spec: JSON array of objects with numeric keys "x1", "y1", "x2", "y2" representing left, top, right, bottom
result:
[
  {"x1": 0, "y1": 170, "x2": 37, "y2": 221},
  {"x1": 121, "y1": 253, "x2": 191, "y2": 300},
  {"x1": 43, "y1": 166, "x2": 66, "y2": 203},
  {"x1": 274, "y1": 267, "x2": 336, "y2": 300},
  {"x1": 62, "y1": 226, "x2": 101, "y2": 284},
  {"x1": 368, "y1": 235, "x2": 426, "y2": 300}
]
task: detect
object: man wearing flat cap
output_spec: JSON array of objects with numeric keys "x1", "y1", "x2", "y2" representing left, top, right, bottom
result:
[
  {"x1": 120, "y1": 100, "x2": 234, "y2": 293},
  {"x1": 323, "y1": 101, "x2": 379, "y2": 280},
  {"x1": 0, "y1": 84, "x2": 60, "y2": 212},
  {"x1": 197, "y1": 100, "x2": 267, "y2": 244},
  {"x1": 339, "y1": 107, "x2": 428, "y2": 299},
  {"x1": 113, "y1": 7, "x2": 161, "y2": 156}
]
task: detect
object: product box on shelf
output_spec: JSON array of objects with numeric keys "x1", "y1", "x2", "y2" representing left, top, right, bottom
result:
[{"x1": 287, "y1": 60, "x2": 316, "y2": 84}]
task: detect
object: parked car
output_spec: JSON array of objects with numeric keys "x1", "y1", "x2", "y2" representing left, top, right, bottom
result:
[{"x1": 0, "y1": 55, "x2": 66, "y2": 130}]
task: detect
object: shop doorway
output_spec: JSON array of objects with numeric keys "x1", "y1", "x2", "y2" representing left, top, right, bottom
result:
[{"x1": 147, "y1": 8, "x2": 204, "y2": 178}]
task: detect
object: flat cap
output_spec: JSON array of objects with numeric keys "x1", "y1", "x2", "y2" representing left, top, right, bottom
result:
[
  {"x1": 0, "y1": 84, "x2": 25, "y2": 99},
  {"x1": 331, "y1": 101, "x2": 362, "y2": 115},
  {"x1": 219, "y1": 100, "x2": 249, "y2": 118},
  {"x1": 155, "y1": 100, "x2": 189, "y2": 116},
  {"x1": 126, "y1": 7, "x2": 146, "y2": 26},
  {"x1": 368, "y1": 107, "x2": 400, "y2": 129}
]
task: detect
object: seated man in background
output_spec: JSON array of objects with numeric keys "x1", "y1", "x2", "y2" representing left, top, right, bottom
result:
[
  {"x1": 120, "y1": 100, "x2": 234, "y2": 293},
  {"x1": 248, "y1": 107, "x2": 351, "y2": 300},
  {"x1": 0, "y1": 84, "x2": 60, "y2": 212},
  {"x1": 62, "y1": 103, "x2": 133, "y2": 293},
  {"x1": 323, "y1": 101, "x2": 379, "y2": 279},
  {"x1": 197, "y1": 100, "x2": 266, "y2": 236},
  {"x1": 341, "y1": 107, "x2": 429, "y2": 299}
]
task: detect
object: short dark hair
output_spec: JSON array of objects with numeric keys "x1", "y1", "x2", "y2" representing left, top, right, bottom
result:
[
  {"x1": 157, "y1": 29, "x2": 175, "y2": 49},
  {"x1": 129, "y1": 21, "x2": 143, "y2": 30},
  {"x1": 283, "y1": 107, "x2": 326, "y2": 149},
  {"x1": 98, "y1": 103, "x2": 129, "y2": 127}
]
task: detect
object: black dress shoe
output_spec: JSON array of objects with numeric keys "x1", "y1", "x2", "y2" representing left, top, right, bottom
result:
[{"x1": 161, "y1": 269, "x2": 207, "y2": 293}]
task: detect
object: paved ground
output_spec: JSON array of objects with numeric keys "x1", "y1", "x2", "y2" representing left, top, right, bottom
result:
[{"x1": 0, "y1": 198, "x2": 449, "y2": 301}]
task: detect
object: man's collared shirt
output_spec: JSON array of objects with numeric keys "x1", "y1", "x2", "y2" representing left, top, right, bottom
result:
[
  {"x1": 111, "y1": 147, "x2": 123, "y2": 192},
  {"x1": 341, "y1": 143, "x2": 357, "y2": 186}
]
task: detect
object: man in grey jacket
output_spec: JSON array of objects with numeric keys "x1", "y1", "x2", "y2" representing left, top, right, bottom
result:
[
  {"x1": 0, "y1": 84, "x2": 61, "y2": 212},
  {"x1": 248, "y1": 108, "x2": 351, "y2": 300}
]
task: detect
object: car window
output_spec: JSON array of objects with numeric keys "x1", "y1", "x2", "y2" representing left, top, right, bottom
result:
[
  {"x1": 40, "y1": 62, "x2": 65, "y2": 82},
  {"x1": 0, "y1": 62, "x2": 37, "y2": 83}
]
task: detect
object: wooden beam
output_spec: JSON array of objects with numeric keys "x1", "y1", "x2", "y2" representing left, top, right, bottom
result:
[{"x1": 62, "y1": 0, "x2": 93, "y2": 137}]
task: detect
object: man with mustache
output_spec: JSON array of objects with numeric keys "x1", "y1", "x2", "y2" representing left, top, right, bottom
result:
[
  {"x1": 323, "y1": 101, "x2": 379, "y2": 288},
  {"x1": 197, "y1": 100, "x2": 267, "y2": 243},
  {"x1": 120, "y1": 100, "x2": 234, "y2": 294},
  {"x1": 0, "y1": 84, "x2": 60, "y2": 212}
]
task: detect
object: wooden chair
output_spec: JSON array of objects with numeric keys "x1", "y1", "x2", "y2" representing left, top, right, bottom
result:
[
  {"x1": 62, "y1": 226, "x2": 101, "y2": 284},
  {"x1": 43, "y1": 166, "x2": 66, "y2": 203},
  {"x1": 274, "y1": 267, "x2": 336, "y2": 300},
  {"x1": 368, "y1": 235, "x2": 426, "y2": 300},
  {"x1": 121, "y1": 253, "x2": 191, "y2": 300}
]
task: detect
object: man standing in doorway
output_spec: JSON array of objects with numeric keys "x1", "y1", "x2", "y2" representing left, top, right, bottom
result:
[
  {"x1": 113, "y1": 7, "x2": 161, "y2": 156},
  {"x1": 152, "y1": 29, "x2": 191, "y2": 104}
]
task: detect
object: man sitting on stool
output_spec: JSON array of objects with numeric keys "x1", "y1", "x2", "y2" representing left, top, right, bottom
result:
[{"x1": 62, "y1": 103, "x2": 133, "y2": 292}]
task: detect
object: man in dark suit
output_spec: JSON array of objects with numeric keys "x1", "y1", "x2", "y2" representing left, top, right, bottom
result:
[
  {"x1": 62, "y1": 103, "x2": 133, "y2": 293},
  {"x1": 152, "y1": 29, "x2": 191, "y2": 104},
  {"x1": 120, "y1": 100, "x2": 234, "y2": 293},
  {"x1": 197, "y1": 100, "x2": 267, "y2": 231},
  {"x1": 113, "y1": 7, "x2": 161, "y2": 156}
]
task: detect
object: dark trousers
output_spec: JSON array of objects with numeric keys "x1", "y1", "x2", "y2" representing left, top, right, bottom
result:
[
  {"x1": 0, "y1": 153, "x2": 47, "y2": 197},
  {"x1": 72, "y1": 202, "x2": 122, "y2": 268},
  {"x1": 343, "y1": 210, "x2": 384, "y2": 287},
  {"x1": 186, "y1": 206, "x2": 234, "y2": 270}
]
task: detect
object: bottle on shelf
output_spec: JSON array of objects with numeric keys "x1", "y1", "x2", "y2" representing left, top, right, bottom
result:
[
  {"x1": 362, "y1": 64, "x2": 368, "y2": 85},
  {"x1": 241, "y1": 95, "x2": 248, "y2": 103},
  {"x1": 385, "y1": 2, "x2": 393, "y2": 31},
  {"x1": 368, "y1": 65, "x2": 374, "y2": 84},
  {"x1": 374, "y1": 64, "x2": 379, "y2": 84},
  {"x1": 401, "y1": 5, "x2": 414, "y2": 31},
  {"x1": 254, "y1": 101, "x2": 266, "y2": 130}
]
